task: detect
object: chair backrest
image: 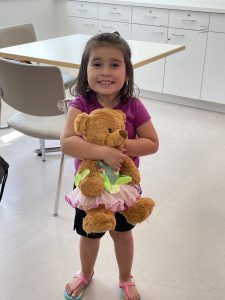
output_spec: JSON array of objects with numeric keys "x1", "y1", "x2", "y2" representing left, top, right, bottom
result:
[
  {"x1": 0, "y1": 23, "x2": 37, "y2": 48},
  {"x1": 0, "y1": 58, "x2": 66, "y2": 116}
]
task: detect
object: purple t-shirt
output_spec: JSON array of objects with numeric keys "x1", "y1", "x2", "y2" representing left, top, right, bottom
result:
[{"x1": 70, "y1": 94, "x2": 151, "y2": 169}]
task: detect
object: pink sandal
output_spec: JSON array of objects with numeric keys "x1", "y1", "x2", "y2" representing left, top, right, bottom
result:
[
  {"x1": 120, "y1": 276, "x2": 141, "y2": 300},
  {"x1": 64, "y1": 271, "x2": 94, "y2": 300}
]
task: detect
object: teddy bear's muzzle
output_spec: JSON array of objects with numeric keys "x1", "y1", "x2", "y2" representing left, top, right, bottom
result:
[{"x1": 106, "y1": 129, "x2": 128, "y2": 147}]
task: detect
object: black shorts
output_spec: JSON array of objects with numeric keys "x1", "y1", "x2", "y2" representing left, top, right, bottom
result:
[{"x1": 74, "y1": 208, "x2": 135, "y2": 239}]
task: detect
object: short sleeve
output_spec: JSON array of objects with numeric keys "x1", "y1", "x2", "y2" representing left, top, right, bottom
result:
[
  {"x1": 69, "y1": 96, "x2": 86, "y2": 112},
  {"x1": 133, "y1": 98, "x2": 151, "y2": 129}
]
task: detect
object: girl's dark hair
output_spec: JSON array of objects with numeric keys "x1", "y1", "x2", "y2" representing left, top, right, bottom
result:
[{"x1": 70, "y1": 32, "x2": 135, "y2": 100}]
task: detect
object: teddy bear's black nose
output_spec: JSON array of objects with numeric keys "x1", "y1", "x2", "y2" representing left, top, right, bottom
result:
[{"x1": 119, "y1": 129, "x2": 127, "y2": 139}]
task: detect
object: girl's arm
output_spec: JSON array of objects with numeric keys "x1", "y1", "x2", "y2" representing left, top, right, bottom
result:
[
  {"x1": 60, "y1": 106, "x2": 125, "y2": 170},
  {"x1": 124, "y1": 120, "x2": 159, "y2": 157}
]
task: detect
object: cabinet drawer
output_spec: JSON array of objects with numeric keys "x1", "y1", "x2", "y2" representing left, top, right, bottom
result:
[
  {"x1": 169, "y1": 10, "x2": 209, "y2": 30},
  {"x1": 132, "y1": 6, "x2": 169, "y2": 27},
  {"x1": 132, "y1": 24, "x2": 167, "y2": 43},
  {"x1": 99, "y1": 3, "x2": 132, "y2": 23},
  {"x1": 67, "y1": 1, "x2": 98, "y2": 19},
  {"x1": 98, "y1": 20, "x2": 131, "y2": 39},
  {"x1": 67, "y1": 17, "x2": 98, "y2": 35},
  {"x1": 209, "y1": 13, "x2": 225, "y2": 33}
]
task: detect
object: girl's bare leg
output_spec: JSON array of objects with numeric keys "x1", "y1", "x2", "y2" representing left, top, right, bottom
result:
[
  {"x1": 110, "y1": 230, "x2": 140, "y2": 300},
  {"x1": 65, "y1": 236, "x2": 100, "y2": 297}
]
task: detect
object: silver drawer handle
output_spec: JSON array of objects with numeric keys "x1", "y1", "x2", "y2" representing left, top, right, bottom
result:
[
  {"x1": 172, "y1": 33, "x2": 185, "y2": 37},
  {"x1": 152, "y1": 31, "x2": 164, "y2": 35},
  {"x1": 144, "y1": 15, "x2": 156, "y2": 18},
  {"x1": 84, "y1": 24, "x2": 95, "y2": 27},
  {"x1": 77, "y1": 9, "x2": 88, "y2": 12},
  {"x1": 102, "y1": 25, "x2": 114, "y2": 29},
  {"x1": 109, "y1": 12, "x2": 121, "y2": 15},
  {"x1": 182, "y1": 19, "x2": 196, "y2": 23}
]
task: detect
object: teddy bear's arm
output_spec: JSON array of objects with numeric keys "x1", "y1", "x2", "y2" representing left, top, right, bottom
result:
[
  {"x1": 120, "y1": 155, "x2": 141, "y2": 185},
  {"x1": 77, "y1": 160, "x2": 105, "y2": 197}
]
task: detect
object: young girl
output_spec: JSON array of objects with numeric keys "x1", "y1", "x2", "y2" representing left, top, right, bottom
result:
[{"x1": 60, "y1": 32, "x2": 159, "y2": 300}]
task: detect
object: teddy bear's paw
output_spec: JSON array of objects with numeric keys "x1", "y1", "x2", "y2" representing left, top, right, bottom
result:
[
  {"x1": 79, "y1": 174, "x2": 104, "y2": 197},
  {"x1": 122, "y1": 197, "x2": 155, "y2": 225},
  {"x1": 83, "y1": 207, "x2": 116, "y2": 234}
]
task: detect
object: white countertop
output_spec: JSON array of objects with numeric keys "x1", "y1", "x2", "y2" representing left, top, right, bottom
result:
[{"x1": 76, "y1": 0, "x2": 225, "y2": 13}]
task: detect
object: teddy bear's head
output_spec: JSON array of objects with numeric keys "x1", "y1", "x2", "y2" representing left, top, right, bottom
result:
[{"x1": 74, "y1": 108, "x2": 127, "y2": 147}]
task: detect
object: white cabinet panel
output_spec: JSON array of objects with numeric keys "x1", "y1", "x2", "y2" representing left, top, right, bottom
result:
[
  {"x1": 67, "y1": 1, "x2": 98, "y2": 19},
  {"x1": 99, "y1": 3, "x2": 132, "y2": 23},
  {"x1": 98, "y1": 20, "x2": 131, "y2": 39},
  {"x1": 164, "y1": 28, "x2": 207, "y2": 99},
  {"x1": 201, "y1": 32, "x2": 225, "y2": 104},
  {"x1": 132, "y1": 24, "x2": 167, "y2": 92},
  {"x1": 209, "y1": 13, "x2": 225, "y2": 32},
  {"x1": 67, "y1": 17, "x2": 98, "y2": 35},
  {"x1": 169, "y1": 10, "x2": 209, "y2": 31},
  {"x1": 132, "y1": 6, "x2": 169, "y2": 27}
]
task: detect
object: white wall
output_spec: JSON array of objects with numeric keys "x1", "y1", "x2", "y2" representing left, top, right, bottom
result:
[{"x1": 0, "y1": 0, "x2": 59, "y2": 40}]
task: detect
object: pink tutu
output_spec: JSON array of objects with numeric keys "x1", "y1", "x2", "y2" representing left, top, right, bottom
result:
[{"x1": 65, "y1": 184, "x2": 140, "y2": 213}]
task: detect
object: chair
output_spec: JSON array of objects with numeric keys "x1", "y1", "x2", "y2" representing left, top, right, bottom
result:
[
  {"x1": 0, "y1": 57, "x2": 67, "y2": 215},
  {"x1": 0, "y1": 23, "x2": 75, "y2": 129}
]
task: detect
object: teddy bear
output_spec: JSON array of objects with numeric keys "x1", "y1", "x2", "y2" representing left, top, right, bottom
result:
[{"x1": 65, "y1": 107, "x2": 155, "y2": 234}]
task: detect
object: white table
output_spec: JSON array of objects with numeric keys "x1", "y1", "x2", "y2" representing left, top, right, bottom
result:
[{"x1": 0, "y1": 34, "x2": 185, "y2": 69}]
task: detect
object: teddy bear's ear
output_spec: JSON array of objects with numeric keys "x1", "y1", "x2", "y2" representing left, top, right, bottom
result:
[{"x1": 74, "y1": 113, "x2": 88, "y2": 135}]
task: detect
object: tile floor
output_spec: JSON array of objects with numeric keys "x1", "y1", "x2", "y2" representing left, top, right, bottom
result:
[{"x1": 0, "y1": 98, "x2": 225, "y2": 300}]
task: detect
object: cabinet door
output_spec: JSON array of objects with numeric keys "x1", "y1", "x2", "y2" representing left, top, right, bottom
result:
[
  {"x1": 201, "y1": 32, "x2": 225, "y2": 104},
  {"x1": 67, "y1": 17, "x2": 98, "y2": 35},
  {"x1": 132, "y1": 6, "x2": 169, "y2": 27},
  {"x1": 163, "y1": 28, "x2": 207, "y2": 99},
  {"x1": 98, "y1": 20, "x2": 131, "y2": 39},
  {"x1": 99, "y1": 3, "x2": 132, "y2": 23},
  {"x1": 66, "y1": 1, "x2": 98, "y2": 19},
  {"x1": 132, "y1": 24, "x2": 167, "y2": 92}
]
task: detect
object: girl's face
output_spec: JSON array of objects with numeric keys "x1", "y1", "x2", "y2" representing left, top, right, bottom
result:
[{"x1": 87, "y1": 46, "x2": 128, "y2": 101}]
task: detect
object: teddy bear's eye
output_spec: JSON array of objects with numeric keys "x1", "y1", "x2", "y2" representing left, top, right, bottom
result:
[{"x1": 108, "y1": 128, "x2": 112, "y2": 133}]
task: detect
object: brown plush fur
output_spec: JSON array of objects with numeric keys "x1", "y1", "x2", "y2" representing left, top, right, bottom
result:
[{"x1": 75, "y1": 108, "x2": 155, "y2": 234}]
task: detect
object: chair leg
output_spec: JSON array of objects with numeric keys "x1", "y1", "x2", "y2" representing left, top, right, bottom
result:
[
  {"x1": 35, "y1": 138, "x2": 60, "y2": 158},
  {"x1": 40, "y1": 139, "x2": 46, "y2": 161},
  {"x1": 53, "y1": 152, "x2": 65, "y2": 216},
  {"x1": 0, "y1": 98, "x2": 9, "y2": 129}
]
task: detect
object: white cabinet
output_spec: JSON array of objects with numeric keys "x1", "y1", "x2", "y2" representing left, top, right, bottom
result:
[
  {"x1": 67, "y1": 18, "x2": 98, "y2": 35},
  {"x1": 201, "y1": 14, "x2": 225, "y2": 104},
  {"x1": 132, "y1": 24, "x2": 167, "y2": 92},
  {"x1": 98, "y1": 20, "x2": 131, "y2": 38},
  {"x1": 67, "y1": 1, "x2": 131, "y2": 39},
  {"x1": 132, "y1": 6, "x2": 169, "y2": 27},
  {"x1": 66, "y1": 0, "x2": 98, "y2": 34},
  {"x1": 98, "y1": 3, "x2": 132, "y2": 38},
  {"x1": 65, "y1": 1, "x2": 225, "y2": 108},
  {"x1": 163, "y1": 10, "x2": 209, "y2": 99},
  {"x1": 66, "y1": 1, "x2": 98, "y2": 19},
  {"x1": 169, "y1": 10, "x2": 209, "y2": 31},
  {"x1": 99, "y1": 3, "x2": 132, "y2": 23},
  {"x1": 132, "y1": 6, "x2": 169, "y2": 92},
  {"x1": 164, "y1": 28, "x2": 207, "y2": 99}
]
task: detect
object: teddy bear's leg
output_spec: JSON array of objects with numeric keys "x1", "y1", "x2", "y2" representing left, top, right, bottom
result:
[
  {"x1": 121, "y1": 197, "x2": 156, "y2": 225},
  {"x1": 79, "y1": 173, "x2": 104, "y2": 197},
  {"x1": 83, "y1": 206, "x2": 116, "y2": 234}
]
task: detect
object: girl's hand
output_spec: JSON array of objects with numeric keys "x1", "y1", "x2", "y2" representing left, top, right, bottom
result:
[{"x1": 102, "y1": 146, "x2": 125, "y2": 171}]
